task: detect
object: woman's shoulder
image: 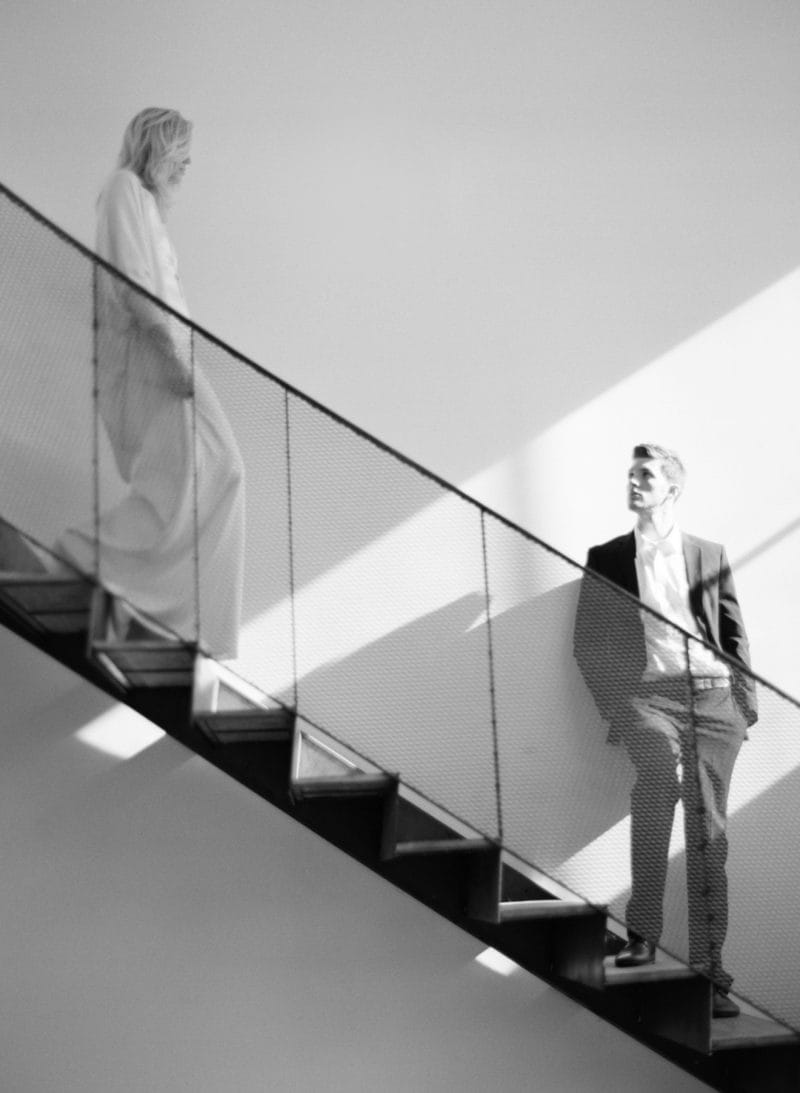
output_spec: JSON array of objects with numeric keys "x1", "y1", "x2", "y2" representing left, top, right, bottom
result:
[
  {"x1": 100, "y1": 168, "x2": 152, "y2": 209},
  {"x1": 103, "y1": 167, "x2": 140, "y2": 193}
]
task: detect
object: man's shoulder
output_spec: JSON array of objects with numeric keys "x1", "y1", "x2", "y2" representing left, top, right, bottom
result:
[
  {"x1": 582, "y1": 532, "x2": 635, "y2": 581},
  {"x1": 587, "y1": 532, "x2": 634, "y2": 559},
  {"x1": 682, "y1": 532, "x2": 725, "y2": 556},
  {"x1": 586, "y1": 531, "x2": 726, "y2": 558}
]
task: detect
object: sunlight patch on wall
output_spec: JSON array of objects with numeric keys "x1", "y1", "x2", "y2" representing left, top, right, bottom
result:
[
  {"x1": 475, "y1": 948, "x2": 519, "y2": 977},
  {"x1": 75, "y1": 706, "x2": 165, "y2": 759},
  {"x1": 233, "y1": 492, "x2": 487, "y2": 696},
  {"x1": 464, "y1": 267, "x2": 800, "y2": 560},
  {"x1": 557, "y1": 813, "x2": 677, "y2": 907}
]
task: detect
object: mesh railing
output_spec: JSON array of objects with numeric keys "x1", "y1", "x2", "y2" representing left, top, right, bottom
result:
[{"x1": 2, "y1": 180, "x2": 799, "y2": 1032}]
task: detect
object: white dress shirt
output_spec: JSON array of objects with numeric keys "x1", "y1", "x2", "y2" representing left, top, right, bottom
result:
[{"x1": 634, "y1": 524, "x2": 729, "y2": 680}]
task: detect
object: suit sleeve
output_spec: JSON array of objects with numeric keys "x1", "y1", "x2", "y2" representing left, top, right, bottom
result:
[
  {"x1": 574, "y1": 543, "x2": 648, "y2": 737},
  {"x1": 574, "y1": 548, "x2": 617, "y2": 724},
  {"x1": 717, "y1": 546, "x2": 758, "y2": 727}
]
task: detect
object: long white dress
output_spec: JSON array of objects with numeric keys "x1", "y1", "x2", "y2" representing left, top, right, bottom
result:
[{"x1": 59, "y1": 169, "x2": 244, "y2": 657}]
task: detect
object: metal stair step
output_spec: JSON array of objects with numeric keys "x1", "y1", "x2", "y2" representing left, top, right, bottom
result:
[
  {"x1": 392, "y1": 837, "x2": 494, "y2": 858},
  {"x1": 292, "y1": 772, "x2": 396, "y2": 800},
  {"x1": 92, "y1": 642, "x2": 195, "y2": 670},
  {"x1": 499, "y1": 899, "x2": 601, "y2": 922},
  {"x1": 92, "y1": 640, "x2": 195, "y2": 688},
  {"x1": 87, "y1": 588, "x2": 195, "y2": 688},
  {"x1": 603, "y1": 953, "x2": 699, "y2": 986},
  {"x1": 0, "y1": 573, "x2": 92, "y2": 633},
  {"x1": 711, "y1": 1014, "x2": 800, "y2": 1052},
  {"x1": 195, "y1": 707, "x2": 294, "y2": 744}
]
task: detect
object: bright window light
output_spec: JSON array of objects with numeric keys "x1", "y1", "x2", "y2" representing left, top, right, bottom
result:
[{"x1": 76, "y1": 707, "x2": 165, "y2": 759}]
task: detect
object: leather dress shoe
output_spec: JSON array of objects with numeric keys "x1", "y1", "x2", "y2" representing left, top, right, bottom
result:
[
  {"x1": 712, "y1": 989, "x2": 740, "y2": 1018},
  {"x1": 614, "y1": 936, "x2": 656, "y2": 967}
]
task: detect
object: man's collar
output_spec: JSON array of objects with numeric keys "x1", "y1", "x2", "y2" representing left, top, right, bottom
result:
[{"x1": 635, "y1": 523, "x2": 683, "y2": 556}]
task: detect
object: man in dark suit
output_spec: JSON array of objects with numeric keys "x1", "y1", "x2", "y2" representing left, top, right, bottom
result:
[{"x1": 574, "y1": 443, "x2": 757, "y2": 1019}]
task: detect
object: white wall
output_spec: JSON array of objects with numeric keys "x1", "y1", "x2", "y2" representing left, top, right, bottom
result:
[
  {"x1": 0, "y1": 624, "x2": 714, "y2": 1092},
  {"x1": 3, "y1": 0, "x2": 800, "y2": 690}
]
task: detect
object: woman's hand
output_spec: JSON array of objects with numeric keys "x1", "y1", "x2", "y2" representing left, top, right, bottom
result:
[
  {"x1": 164, "y1": 357, "x2": 194, "y2": 399},
  {"x1": 149, "y1": 325, "x2": 195, "y2": 399}
]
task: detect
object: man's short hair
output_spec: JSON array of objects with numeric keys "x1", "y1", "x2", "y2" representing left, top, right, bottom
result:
[{"x1": 632, "y1": 443, "x2": 686, "y2": 493}]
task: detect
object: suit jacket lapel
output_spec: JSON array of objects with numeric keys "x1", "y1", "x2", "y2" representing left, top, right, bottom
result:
[
  {"x1": 618, "y1": 531, "x2": 639, "y2": 597},
  {"x1": 683, "y1": 534, "x2": 714, "y2": 643},
  {"x1": 683, "y1": 534, "x2": 702, "y2": 601}
]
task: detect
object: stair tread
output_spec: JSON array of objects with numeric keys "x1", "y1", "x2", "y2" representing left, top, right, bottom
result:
[
  {"x1": 0, "y1": 571, "x2": 87, "y2": 585},
  {"x1": 499, "y1": 898, "x2": 600, "y2": 921},
  {"x1": 710, "y1": 1012, "x2": 800, "y2": 1051},
  {"x1": 603, "y1": 953, "x2": 698, "y2": 985},
  {"x1": 93, "y1": 638, "x2": 192, "y2": 651},
  {"x1": 0, "y1": 575, "x2": 92, "y2": 611},
  {"x1": 93, "y1": 643, "x2": 195, "y2": 670},
  {"x1": 293, "y1": 772, "x2": 395, "y2": 799},
  {"x1": 193, "y1": 702, "x2": 294, "y2": 745},
  {"x1": 200, "y1": 707, "x2": 292, "y2": 724},
  {"x1": 393, "y1": 837, "x2": 493, "y2": 856},
  {"x1": 294, "y1": 771, "x2": 392, "y2": 786}
]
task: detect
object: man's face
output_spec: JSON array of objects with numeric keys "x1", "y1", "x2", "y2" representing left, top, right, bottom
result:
[{"x1": 627, "y1": 457, "x2": 674, "y2": 514}]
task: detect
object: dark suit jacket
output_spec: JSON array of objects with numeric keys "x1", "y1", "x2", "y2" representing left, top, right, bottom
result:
[{"x1": 573, "y1": 530, "x2": 758, "y2": 739}]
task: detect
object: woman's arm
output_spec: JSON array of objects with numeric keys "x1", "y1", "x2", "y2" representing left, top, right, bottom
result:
[{"x1": 100, "y1": 172, "x2": 193, "y2": 397}]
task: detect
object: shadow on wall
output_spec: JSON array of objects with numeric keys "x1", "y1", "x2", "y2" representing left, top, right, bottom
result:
[
  {"x1": 490, "y1": 579, "x2": 634, "y2": 871},
  {"x1": 278, "y1": 577, "x2": 633, "y2": 873}
]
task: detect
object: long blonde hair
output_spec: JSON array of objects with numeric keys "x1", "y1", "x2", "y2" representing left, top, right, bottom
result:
[{"x1": 118, "y1": 107, "x2": 192, "y2": 211}]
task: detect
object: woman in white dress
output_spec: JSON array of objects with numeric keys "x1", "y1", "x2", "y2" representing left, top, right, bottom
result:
[{"x1": 59, "y1": 108, "x2": 244, "y2": 657}]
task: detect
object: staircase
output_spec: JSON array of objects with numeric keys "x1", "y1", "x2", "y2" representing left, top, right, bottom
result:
[
  {"x1": 0, "y1": 561, "x2": 797, "y2": 1093},
  {"x1": 3, "y1": 178, "x2": 800, "y2": 1092}
]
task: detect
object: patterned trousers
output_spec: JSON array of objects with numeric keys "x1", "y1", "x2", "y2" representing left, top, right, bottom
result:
[{"x1": 618, "y1": 679, "x2": 746, "y2": 991}]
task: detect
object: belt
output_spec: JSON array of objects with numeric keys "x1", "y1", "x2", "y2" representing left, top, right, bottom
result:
[
  {"x1": 691, "y1": 676, "x2": 730, "y2": 692},
  {"x1": 639, "y1": 675, "x2": 730, "y2": 695}
]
